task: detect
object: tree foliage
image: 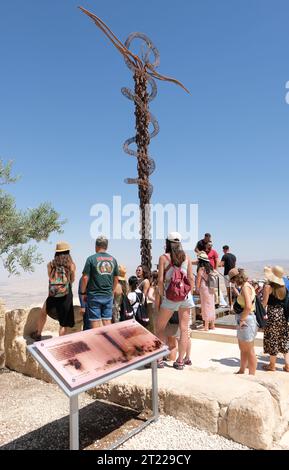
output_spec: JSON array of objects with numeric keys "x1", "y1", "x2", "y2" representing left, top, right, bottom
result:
[{"x1": 0, "y1": 160, "x2": 65, "y2": 274}]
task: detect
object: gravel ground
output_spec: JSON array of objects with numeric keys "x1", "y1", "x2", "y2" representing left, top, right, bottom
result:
[
  {"x1": 0, "y1": 369, "x2": 250, "y2": 450},
  {"x1": 120, "y1": 415, "x2": 250, "y2": 450}
]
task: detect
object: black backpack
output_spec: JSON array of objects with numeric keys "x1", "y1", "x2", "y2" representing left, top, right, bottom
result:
[
  {"x1": 283, "y1": 289, "x2": 289, "y2": 322},
  {"x1": 119, "y1": 294, "x2": 134, "y2": 321},
  {"x1": 134, "y1": 292, "x2": 149, "y2": 327},
  {"x1": 254, "y1": 296, "x2": 267, "y2": 328}
]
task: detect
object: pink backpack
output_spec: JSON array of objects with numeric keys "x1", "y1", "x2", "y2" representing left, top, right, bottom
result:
[{"x1": 164, "y1": 255, "x2": 191, "y2": 302}]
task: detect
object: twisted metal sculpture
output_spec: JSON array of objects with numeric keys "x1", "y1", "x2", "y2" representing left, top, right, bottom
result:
[{"x1": 79, "y1": 7, "x2": 189, "y2": 271}]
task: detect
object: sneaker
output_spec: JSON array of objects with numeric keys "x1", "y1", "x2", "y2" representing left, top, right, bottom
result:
[
  {"x1": 31, "y1": 331, "x2": 42, "y2": 341},
  {"x1": 173, "y1": 361, "x2": 184, "y2": 370},
  {"x1": 184, "y1": 358, "x2": 192, "y2": 366}
]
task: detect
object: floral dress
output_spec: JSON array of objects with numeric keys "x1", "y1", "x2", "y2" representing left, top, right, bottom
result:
[{"x1": 264, "y1": 294, "x2": 289, "y2": 355}]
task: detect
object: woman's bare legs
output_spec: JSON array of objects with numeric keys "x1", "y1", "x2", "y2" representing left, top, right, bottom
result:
[
  {"x1": 155, "y1": 308, "x2": 174, "y2": 344},
  {"x1": 262, "y1": 355, "x2": 276, "y2": 371},
  {"x1": 155, "y1": 308, "x2": 175, "y2": 365},
  {"x1": 236, "y1": 340, "x2": 256, "y2": 375},
  {"x1": 167, "y1": 336, "x2": 178, "y2": 361},
  {"x1": 59, "y1": 326, "x2": 68, "y2": 336},
  {"x1": 184, "y1": 337, "x2": 192, "y2": 364},
  {"x1": 35, "y1": 301, "x2": 47, "y2": 336},
  {"x1": 176, "y1": 308, "x2": 190, "y2": 363},
  {"x1": 199, "y1": 320, "x2": 209, "y2": 331},
  {"x1": 284, "y1": 353, "x2": 289, "y2": 371}
]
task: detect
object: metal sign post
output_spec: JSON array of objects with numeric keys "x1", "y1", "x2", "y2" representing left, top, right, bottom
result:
[{"x1": 27, "y1": 320, "x2": 168, "y2": 450}]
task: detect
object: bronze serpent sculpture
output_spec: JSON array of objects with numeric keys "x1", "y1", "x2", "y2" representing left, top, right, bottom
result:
[{"x1": 79, "y1": 7, "x2": 189, "y2": 271}]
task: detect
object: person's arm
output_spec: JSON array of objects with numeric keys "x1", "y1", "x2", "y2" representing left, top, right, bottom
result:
[
  {"x1": 220, "y1": 255, "x2": 225, "y2": 268},
  {"x1": 113, "y1": 276, "x2": 119, "y2": 294},
  {"x1": 240, "y1": 285, "x2": 253, "y2": 322},
  {"x1": 186, "y1": 255, "x2": 194, "y2": 292},
  {"x1": 80, "y1": 274, "x2": 89, "y2": 303},
  {"x1": 158, "y1": 255, "x2": 165, "y2": 298},
  {"x1": 196, "y1": 268, "x2": 202, "y2": 291},
  {"x1": 112, "y1": 260, "x2": 119, "y2": 295},
  {"x1": 80, "y1": 258, "x2": 90, "y2": 302},
  {"x1": 70, "y1": 263, "x2": 76, "y2": 283},
  {"x1": 194, "y1": 242, "x2": 201, "y2": 255},
  {"x1": 154, "y1": 287, "x2": 161, "y2": 311},
  {"x1": 214, "y1": 251, "x2": 219, "y2": 271},
  {"x1": 142, "y1": 278, "x2": 150, "y2": 298},
  {"x1": 262, "y1": 285, "x2": 271, "y2": 308},
  {"x1": 47, "y1": 262, "x2": 52, "y2": 277},
  {"x1": 147, "y1": 286, "x2": 155, "y2": 303}
]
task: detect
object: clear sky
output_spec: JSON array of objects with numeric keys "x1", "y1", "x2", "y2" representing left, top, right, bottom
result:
[{"x1": 1, "y1": 0, "x2": 289, "y2": 284}]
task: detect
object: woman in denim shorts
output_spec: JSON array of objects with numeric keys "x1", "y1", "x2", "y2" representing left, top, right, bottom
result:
[
  {"x1": 155, "y1": 232, "x2": 194, "y2": 370},
  {"x1": 229, "y1": 268, "x2": 258, "y2": 375}
]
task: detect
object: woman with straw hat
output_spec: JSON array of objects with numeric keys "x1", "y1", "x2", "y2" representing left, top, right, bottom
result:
[
  {"x1": 262, "y1": 266, "x2": 289, "y2": 372},
  {"x1": 31, "y1": 242, "x2": 76, "y2": 339}
]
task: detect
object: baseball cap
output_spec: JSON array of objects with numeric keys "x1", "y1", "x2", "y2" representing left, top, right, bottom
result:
[{"x1": 167, "y1": 232, "x2": 182, "y2": 243}]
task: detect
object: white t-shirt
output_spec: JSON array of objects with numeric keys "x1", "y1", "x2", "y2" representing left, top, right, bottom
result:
[{"x1": 128, "y1": 289, "x2": 143, "y2": 315}]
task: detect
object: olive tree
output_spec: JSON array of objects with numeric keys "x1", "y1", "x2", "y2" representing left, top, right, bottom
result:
[{"x1": 0, "y1": 160, "x2": 65, "y2": 274}]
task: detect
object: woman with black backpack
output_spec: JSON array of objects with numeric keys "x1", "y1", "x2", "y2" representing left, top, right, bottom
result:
[
  {"x1": 31, "y1": 242, "x2": 76, "y2": 340},
  {"x1": 127, "y1": 275, "x2": 149, "y2": 327},
  {"x1": 155, "y1": 232, "x2": 194, "y2": 370}
]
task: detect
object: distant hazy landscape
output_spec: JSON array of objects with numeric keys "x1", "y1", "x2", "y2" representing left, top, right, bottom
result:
[{"x1": 1, "y1": 259, "x2": 289, "y2": 311}]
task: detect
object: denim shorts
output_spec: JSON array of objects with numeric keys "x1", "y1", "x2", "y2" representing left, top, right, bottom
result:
[
  {"x1": 235, "y1": 313, "x2": 258, "y2": 342},
  {"x1": 87, "y1": 294, "x2": 113, "y2": 321},
  {"x1": 161, "y1": 292, "x2": 195, "y2": 311}
]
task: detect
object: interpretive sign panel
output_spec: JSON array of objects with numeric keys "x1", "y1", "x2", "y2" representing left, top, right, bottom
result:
[{"x1": 33, "y1": 319, "x2": 167, "y2": 390}]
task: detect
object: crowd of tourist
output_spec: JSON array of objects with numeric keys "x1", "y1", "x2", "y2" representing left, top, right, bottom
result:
[{"x1": 31, "y1": 232, "x2": 289, "y2": 376}]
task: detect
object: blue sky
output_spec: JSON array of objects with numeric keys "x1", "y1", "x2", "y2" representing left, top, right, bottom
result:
[{"x1": 1, "y1": 0, "x2": 289, "y2": 283}]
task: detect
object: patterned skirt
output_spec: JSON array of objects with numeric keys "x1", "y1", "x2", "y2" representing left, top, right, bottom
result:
[{"x1": 263, "y1": 304, "x2": 289, "y2": 355}]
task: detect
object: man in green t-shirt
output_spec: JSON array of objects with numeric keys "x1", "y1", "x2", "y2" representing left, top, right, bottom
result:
[{"x1": 80, "y1": 236, "x2": 119, "y2": 328}]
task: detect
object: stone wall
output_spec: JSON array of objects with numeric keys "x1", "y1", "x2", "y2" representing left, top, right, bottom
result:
[
  {"x1": 2, "y1": 305, "x2": 83, "y2": 380},
  {"x1": 0, "y1": 299, "x2": 5, "y2": 368},
  {"x1": 88, "y1": 369, "x2": 289, "y2": 450}
]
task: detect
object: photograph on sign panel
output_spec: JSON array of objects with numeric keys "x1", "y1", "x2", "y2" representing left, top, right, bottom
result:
[{"x1": 34, "y1": 319, "x2": 167, "y2": 388}]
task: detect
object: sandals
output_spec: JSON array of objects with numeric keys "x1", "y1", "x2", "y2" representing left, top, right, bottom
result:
[
  {"x1": 157, "y1": 360, "x2": 165, "y2": 369},
  {"x1": 30, "y1": 331, "x2": 42, "y2": 341},
  {"x1": 262, "y1": 364, "x2": 276, "y2": 372},
  {"x1": 184, "y1": 358, "x2": 192, "y2": 366},
  {"x1": 173, "y1": 361, "x2": 184, "y2": 370}
]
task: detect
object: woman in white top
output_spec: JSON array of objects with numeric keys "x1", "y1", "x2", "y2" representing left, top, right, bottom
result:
[
  {"x1": 156, "y1": 232, "x2": 194, "y2": 370},
  {"x1": 128, "y1": 276, "x2": 143, "y2": 316}
]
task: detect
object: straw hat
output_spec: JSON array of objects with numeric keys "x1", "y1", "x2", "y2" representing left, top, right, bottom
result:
[
  {"x1": 118, "y1": 265, "x2": 127, "y2": 281},
  {"x1": 264, "y1": 266, "x2": 285, "y2": 286},
  {"x1": 55, "y1": 241, "x2": 70, "y2": 253},
  {"x1": 228, "y1": 267, "x2": 239, "y2": 280},
  {"x1": 197, "y1": 251, "x2": 210, "y2": 262}
]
